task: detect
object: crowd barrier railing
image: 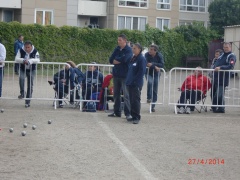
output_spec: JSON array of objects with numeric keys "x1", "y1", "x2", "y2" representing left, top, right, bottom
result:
[
  {"x1": 1, "y1": 61, "x2": 72, "y2": 109},
  {"x1": 168, "y1": 67, "x2": 240, "y2": 114},
  {"x1": 1, "y1": 62, "x2": 167, "y2": 112}
]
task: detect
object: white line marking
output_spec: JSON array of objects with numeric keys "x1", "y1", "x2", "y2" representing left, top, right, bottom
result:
[{"x1": 96, "y1": 119, "x2": 157, "y2": 180}]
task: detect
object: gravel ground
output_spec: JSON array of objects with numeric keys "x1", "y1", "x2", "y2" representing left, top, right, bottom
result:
[{"x1": 0, "y1": 72, "x2": 240, "y2": 180}]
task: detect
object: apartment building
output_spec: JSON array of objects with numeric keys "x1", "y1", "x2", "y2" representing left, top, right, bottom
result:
[{"x1": 0, "y1": 0, "x2": 213, "y2": 30}]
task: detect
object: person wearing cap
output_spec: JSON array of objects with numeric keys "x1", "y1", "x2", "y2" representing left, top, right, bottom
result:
[
  {"x1": 211, "y1": 42, "x2": 236, "y2": 113},
  {"x1": 15, "y1": 41, "x2": 40, "y2": 108},
  {"x1": 82, "y1": 62, "x2": 103, "y2": 108},
  {"x1": 0, "y1": 39, "x2": 6, "y2": 97},
  {"x1": 177, "y1": 67, "x2": 211, "y2": 114},
  {"x1": 108, "y1": 34, "x2": 132, "y2": 119},
  {"x1": 14, "y1": 35, "x2": 24, "y2": 75},
  {"x1": 145, "y1": 44, "x2": 164, "y2": 112},
  {"x1": 126, "y1": 43, "x2": 147, "y2": 124}
]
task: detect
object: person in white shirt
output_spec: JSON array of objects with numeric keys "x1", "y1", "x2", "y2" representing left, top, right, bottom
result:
[
  {"x1": 0, "y1": 39, "x2": 6, "y2": 97},
  {"x1": 15, "y1": 41, "x2": 40, "y2": 108}
]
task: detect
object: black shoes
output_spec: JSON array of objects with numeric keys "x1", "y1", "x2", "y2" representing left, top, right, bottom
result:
[
  {"x1": 25, "y1": 104, "x2": 30, "y2": 108},
  {"x1": 18, "y1": 94, "x2": 24, "y2": 99},
  {"x1": 108, "y1": 113, "x2": 121, "y2": 117},
  {"x1": 151, "y1": 108, "x2": 155, "y2": 112},
  {"x1": 133, "y1": 119, "x2": 140, "y2": 124}
]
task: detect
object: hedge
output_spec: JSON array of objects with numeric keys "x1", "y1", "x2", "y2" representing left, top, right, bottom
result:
[{"x1": 0, "y1": 21, "x2": 220, "y2": 70}]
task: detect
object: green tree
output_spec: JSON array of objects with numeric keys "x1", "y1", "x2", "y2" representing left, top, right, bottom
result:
[{"x1": 208, "y1": 0, "x2": 240, "y2": 35}]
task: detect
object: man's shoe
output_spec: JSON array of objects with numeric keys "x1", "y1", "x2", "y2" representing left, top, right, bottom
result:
[
  {"x1": 151, "y1": 108, "x2": 155, "y2": 112},
  {"x1": 18, "y1": 95, "x2": 24, "y2": 99},
  {"x1": 147, "y1": 99, "x2": 151, "y2": 103},
  {"x1": 108, "y1": 113, "x2": 121, "y2": 117},
  {"x1": 59, "y1": 104, "x2": 63, "y2": 108},
  {"x1": 133, "y1": 119, "x2": 140, "y2": 124},
  {"x1": 15, "y1": 72, "x2": 19, "y2": 75},
  {"x1": 186, "y1": 107, "x2": 191, "y2": 114},
  {"x1": 25, "y1": 104, "x2": 30, "y2": 108},
  {"x1": 126, "y1": 115, "x2": 132, "y2": 120},
  {"x1": 178, "y1": 107, "x2": 185, "y2": 114}
]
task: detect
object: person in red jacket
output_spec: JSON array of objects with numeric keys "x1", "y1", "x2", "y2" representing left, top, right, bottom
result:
[{"x1": 177, "y1": 67, "x2": 211, "y2": 114}]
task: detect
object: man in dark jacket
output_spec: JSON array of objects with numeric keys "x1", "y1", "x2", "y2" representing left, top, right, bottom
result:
[
  {"x1": 145, "y1": 45, "x2": 164, "y2": 112},
  {"x1": 211, "y1": 42, "x2": 236, "y2": 113},
  {"x1": 15, "y1": 41, "x2": 40, "y2": 108},
  {"x1": 14, "y1": 35, "x2": 24, "y2": 75},
  {"x1": 108, "y1": 34, "x2": 132, "y2": 118}
]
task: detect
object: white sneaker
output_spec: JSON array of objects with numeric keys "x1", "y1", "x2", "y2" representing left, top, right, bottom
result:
[
  {"x1": 178, "y1": 107, "x2": 185, "y2": 114},
  {"x1": 186, "y1": 107, "x2": 191, "y2": 114}
]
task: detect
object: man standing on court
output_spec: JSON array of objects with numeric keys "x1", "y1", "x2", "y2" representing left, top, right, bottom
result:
[
  {"x1": 145, "y1": 44, "x2": 164, "y2": 112},
  {"x1": 0, "y1": 39, "x2": 6, "y2": 97},
  {"x1": 108, "y1": 34, "x2": 132, "y2": 119},
  {"x1": 211, "y1": 42, "x2": 236, "y2": 113},
  {"x1": 14, "y1": 35, "x2": 24, "y2": 75},
  {"x1": 15, "y1": 41, "x2": 40, "y2": 108}
]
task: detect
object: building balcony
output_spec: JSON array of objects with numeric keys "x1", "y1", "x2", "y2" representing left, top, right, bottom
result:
[
  {"x1": 78, "y1": 0, "x2": 107, "y2": 16},
  {"x1": 0, "y1": 0, "x2": 21, "y2": 8}
]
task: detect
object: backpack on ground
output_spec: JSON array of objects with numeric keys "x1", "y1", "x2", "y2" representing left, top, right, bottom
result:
[{"x1": 83, "y1": 101, "x2": 96, "y2": 112}]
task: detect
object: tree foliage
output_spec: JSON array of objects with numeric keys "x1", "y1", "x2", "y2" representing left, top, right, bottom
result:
[
  {"x1": 0, "y1": 21, "x2": 219, "y2": 70},
  {"x1": 208, "y1": 0, "x2": 240, "y2": 35}
]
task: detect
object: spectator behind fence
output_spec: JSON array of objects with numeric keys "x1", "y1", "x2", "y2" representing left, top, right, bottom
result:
[
  {"x1": 15, "y1": 41, "x2": 40, "y2": 108},
  {"x1": 14, "y1": 35, "x2": 24, "y2": 75},
  {"x1": 108, "y1": 34, "x2": 132, "y2": 119},
  {"x1": 0, "y1": 38, "x2": 6, "y2": 97},
  {"x1": 82, "y1": 62, "x2": 103, "y2": 107},
  {"x1": 211, "y1": 42, "x2": 236, "y2": 113},
  {"x1": 177, "y1": 67, "x2": 211, "y2": 114},
  {"x1": 53, "y1": 61, "x2": 84, "y2": 108},
  {"x1": 145, "y1": 44, "x2": 164, "y2": 112},
  {"x1": 126, "y1": 43, "x2": 147, "y2": 124}
]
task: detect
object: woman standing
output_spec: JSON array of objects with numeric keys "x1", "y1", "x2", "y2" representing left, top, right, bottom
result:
[{"x1": 126, "y1": 43, "x2": 147, "y2": 124}]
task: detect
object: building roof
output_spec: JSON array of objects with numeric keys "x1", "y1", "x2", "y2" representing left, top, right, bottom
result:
[{"x1": 224, "y1": 25, "x2": 240, "y2": 28}]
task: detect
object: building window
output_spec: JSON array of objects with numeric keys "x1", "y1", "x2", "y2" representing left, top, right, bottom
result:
[
  {"x1": 3, "y1": 10, "x2": 14, "y2": 22},
  {"x1": 180, "y1": 0, "x2": 206, "y2": 12},
  {"x1": 179, "y1": 20, "x2": 205, "y2": 26},
  {"x1": 157, "y1": 0, "x2": 171, "y2": 10},
  {"x1": 118, "y1": 16, "x2": 147, "y2": 31},
  {"x1": 156, "y1": 18, "x2": 170, "y2": 31},
  {"x1": 119, "y1": 0, "x2": 148, "y2": 8},
  {"x1": 35, "y1": 10, "x2": 53, "y2": 25}
]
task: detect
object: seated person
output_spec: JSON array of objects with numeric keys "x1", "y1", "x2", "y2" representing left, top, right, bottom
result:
[
  {"x1": 54, "y1": 61, "x2": 84, "y2": 108},
  {"x1": 98, "y1": 73, "x2": 114, "y2": 110},
  {"x1": 177, "y1": 67, "x2": 211, "y2": 114},
  {"x1": 82, "y1": 62, "x2": 103, "y2": 107}
]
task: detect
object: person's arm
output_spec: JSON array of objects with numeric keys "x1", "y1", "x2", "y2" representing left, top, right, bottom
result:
[
  {"x1": 109, "y1": 48, "x2": 117, "y2": 64},
  {"x1": 114, "y1": 46, "x2": 132, "y2": 64},
  {"x1": 202, "y1": 76, "x2": 211, "y2": 94},
  {"x1": 28, "y1": 51, "x2": 40, "y2": 64},
  {"x1": 215, "y1": 54, "x2": 236, "y2": 71},
  {"x1": 181, "y1": 77, "x2": 190, "y2": 92},
  {"x1": 153, "y1": 53, "x2": 164, "y2": 68},
  {"x1": 15, "y1": 50, "x2": 24, "y2": 63},
  {"x1": 68, "y1": 68, "x2": 75, "y2": 89},
  {"x1": 14, "y1": 42, "x2": 18, "y2": 56},
  {"x1": 133, "y1": 56, "x2": 147, "y2": 85},
  {"x1": 0, "y1": 45, "x2": 6, "y2": 63}
]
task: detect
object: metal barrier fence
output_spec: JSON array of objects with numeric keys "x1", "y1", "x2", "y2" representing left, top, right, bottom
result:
[
  {"x1": 1, "y1": 62, "x2": 166, "y2": 113},
  {"x1": 168, "y1": 68, "x2": 240, "y2": 114},
  {"x1": 1, "y1": 61, "x2": 72, "y2": 109}
]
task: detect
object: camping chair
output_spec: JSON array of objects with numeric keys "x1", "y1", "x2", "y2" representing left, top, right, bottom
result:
[{"x1": 177, "y1": 88, "x2": 207, "y2": 113}]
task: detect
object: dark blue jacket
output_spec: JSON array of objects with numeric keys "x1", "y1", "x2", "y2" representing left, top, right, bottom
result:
[
  {"x1": 14, "y1": 39, "x2": 24, "y2": 56},
  {"x1": 145, "y1": 52, "x2": 164, "y2": 76},
  {"x1": 109, "y1": 45, "x2": 132, "y2": 78},
  {"x1": 212, "y1": 52, "x2": 236, "y2": 86},
  {"x1": 82, "y1": 70, "x2": 104, "y2": 92},
  {"x1": 73, "y1": 68, "x2": 85, "y2": 84},
  {"x1": 126, "y1": 54, "x2": 147, "y2": 89}
]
